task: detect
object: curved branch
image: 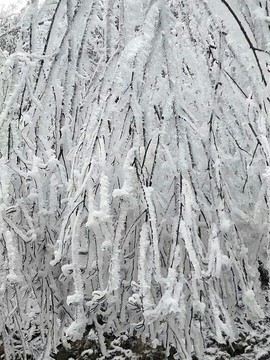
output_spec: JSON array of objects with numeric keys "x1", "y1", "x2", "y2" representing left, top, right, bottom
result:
[{"x1": 221, "y1": 0, "x2": 267, "y2": 86}]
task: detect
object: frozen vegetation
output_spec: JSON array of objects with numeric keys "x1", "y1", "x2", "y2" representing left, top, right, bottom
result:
[{"x1": 0, "y1": 0, "x2": 270, "y2": 359}]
